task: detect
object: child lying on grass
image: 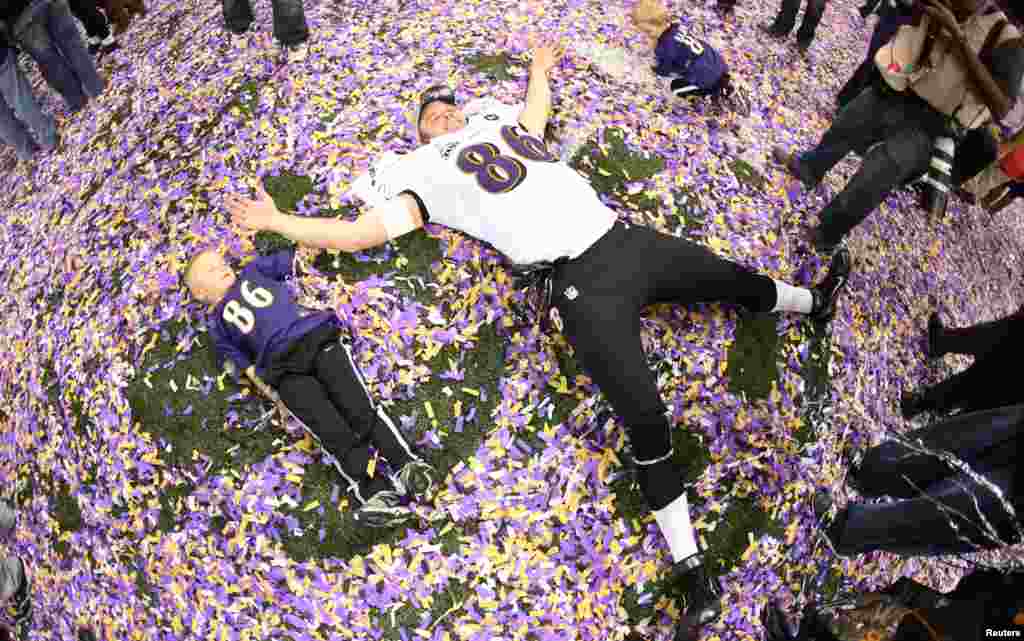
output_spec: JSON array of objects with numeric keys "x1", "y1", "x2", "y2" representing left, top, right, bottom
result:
[{"x1": 185, "y1": 227, "x2": 436, "y2": 528}]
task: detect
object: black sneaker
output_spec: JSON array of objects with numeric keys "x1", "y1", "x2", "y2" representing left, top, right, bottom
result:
[
  {"x1": 395, "y1": 459, "x2": 436, "y2": 500},
  {"x1": 809, "y1": 247, "x2": 851, "y2": 322},
  {"x1": 354, "y1": 490, "x2": 414, "y2": 528},
  {"x1": 796, "y1": 38, "x2": 812, "y2": 55},
  {"x1": 672, "y1": 553, "x2": 723, "y2": 641},
  {"x1": 771, "y1": 145, "x2": 817, "y2": 190},
  {"x1": 926, "y1": 312, "x2": 945, "y2": 358}
]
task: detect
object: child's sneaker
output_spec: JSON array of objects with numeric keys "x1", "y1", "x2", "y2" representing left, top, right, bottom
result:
[
  {"x1": 354, "y1": 490, "x2": 414, "y2": 528},
  {"x1": 395, "y1": 460, "x2": 436, "y2": 500}
]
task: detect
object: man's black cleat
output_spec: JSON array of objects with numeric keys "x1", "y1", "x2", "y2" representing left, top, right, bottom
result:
[
  {"x1": 672, "y1": 553, "x2": 723, "y2": 641},
  {"x1": 809, "y1": 247, "x2": 851, "y2": 322}
]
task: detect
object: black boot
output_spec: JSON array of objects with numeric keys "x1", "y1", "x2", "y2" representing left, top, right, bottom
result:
[
  {"x1": 812, "y1": 490, "x2": 847, "y2": 555},
  {"x1": 672, "y1": 553, "x2": 723, "y2": 641}
]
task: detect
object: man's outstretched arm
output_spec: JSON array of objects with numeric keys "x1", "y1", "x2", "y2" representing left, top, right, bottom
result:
[
  {"x1": 518, "y1": 45, "x2": 562, "y2": 137},
  {"x1": 227, "y1": 183, "x2": 424, "y2": 252}
]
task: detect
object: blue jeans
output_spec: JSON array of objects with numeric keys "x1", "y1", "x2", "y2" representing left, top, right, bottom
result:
[
  {"x1": 0, "y1": 48, "x2": 56, "y2": 160},
  {"x1": 13, "y1": 0, "x2": 105, "y2": 112},
  {"x1": 223, "y1": 0, "x2": 309, "y2": 46},
  {"x1": 837, "y1": 405, "x2": 1024, "y2": 557}
]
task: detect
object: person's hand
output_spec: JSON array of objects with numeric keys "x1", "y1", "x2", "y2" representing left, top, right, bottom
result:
[
  {"x1": 530, "y1": 44, "x2": 563, "y2": 75},
  {"x1": 226, "y1": 181, "x2": 280, "y2": 233},
  {"x1": 922, "y1": 0, "x2": 962, "y2": 38}
]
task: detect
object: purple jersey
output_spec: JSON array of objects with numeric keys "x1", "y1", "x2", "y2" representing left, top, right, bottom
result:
[
  {"x1": 653, "y1": 24, "x2": 727, "y2": 93},
  {"x1": 208, "y1": 250, "x2": 335, "y2": 380}
]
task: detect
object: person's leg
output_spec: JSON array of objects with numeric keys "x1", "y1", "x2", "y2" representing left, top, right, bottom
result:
[
  {"x1": 952, "y1": 128, "x2": 999, "y2": 187},
  {"x1": 0, "y1": 51, "x2": 57, "y2": 152},
  {"x1": 814, "y1": 124, "x2": 934, "y2": 247},
  {"x1": 836, "y1": 58, "x2": 878, "y2": 109},
  {"x1": 13, "y1": 10, "x2": 88, "y2": 112},
  {"x1": 311, "y1": 341, "x2": 419, "y2": 472},
  {"x1": 851, "y1": 404, "x2": 1024, "y2": 496},
  {"x1": 793, "y1": 85, "x2": 893, "y2": 186},
  {"x1": 795, "y1": 0, "x2": 827, "y2": 48},
  {"x1": 0, "y1": 555, "x2": 30, "y2": 637},
  {"x1": 767, "y1": 0, "x2": 801, "y2": 34},
  {"x1": 831, "y1": 465, "x2": 1016, "y2": 556},
  {"x1": 0, "y1": 67, "x2": 42, "y2": 161},
  {"x1": 933, "y1": 308, "x2": 1024, "y2": 359},
  {"x1": 275, "y1": 373, "x2": 386, "y2": 503},
  {"x1": 44, "y1": 0, "x2": 105, "y2": 99},
  {"x1": 222, "y1": 0, "x2": 254, "y2": 33},
  {"x1": 553, "y1": 280, "x2": 720, "y2": 633},
  {"x1": 66, "y1": 0, "x2": 110, "y2": 40},
  {"x1": 269, "y1": 0, "x2": 308, "y2": 46}
]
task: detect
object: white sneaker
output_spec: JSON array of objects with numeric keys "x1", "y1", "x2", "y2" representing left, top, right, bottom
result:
[{"x1": 285, "y1": 42, "x2": 308, "y2": 64}]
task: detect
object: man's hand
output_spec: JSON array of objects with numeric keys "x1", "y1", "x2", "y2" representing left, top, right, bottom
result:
[
  {"x1": 922, "y1": 0, "x2": 962, "y2": 39},
  {"x1": 226, "y1": 182, "x2": 281, "y2": 233},
  {"x1": 530, "y1": 45, "x2": 563, "y2": 76}
]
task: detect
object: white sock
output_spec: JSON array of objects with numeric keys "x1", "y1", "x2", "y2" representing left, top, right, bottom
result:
[
  {"x1": 653, "y1": 493, "x2": 699, "y2": 563},
  {"x1": 770, "y1": 279, "x2": 814, "y2": 314}
]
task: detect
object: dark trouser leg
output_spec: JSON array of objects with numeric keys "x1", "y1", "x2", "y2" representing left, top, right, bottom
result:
[
  {"x1": 222, "y1": 0, "x2": 254, "y2": 33},
  {"x1": 15, "y1": 7, "x2": 87, "y2": 110},
  {"x1": 836, "y1": 58, "x2": 877, "y2": 109},
  {"x1": 833, "y1": 465, "x2": 1016, "y2": 556},
  {"x1": 312, "y1": 342, "x2": 415, "y2": 470},
  {"x1": 935, "y1": 308, "x2": 1024, "y2": 358},
  {"x1": 0, "y1": 54, "x2": 51, "y2": 160},
  {"x1": 796, "y1": 0, "x2": 827, "y2": 45},
  {"x1": 275, "y1": 373, "x2": 388, "y2": 503},
  {"x1": 798, "y1": 85, "x2": 894, "y2": 185},
  {"x1": 269, "y1": 0, "x2": 308, "y2": 46},
  {"x1": 851, "y1": 404, "x2": 1024, "y2": 497},
  {"x1": 816, "y1": 124, "x2": 933, "y2": 246},
  {"x1": 770, "y1": 0, "x2": 801, "y2": 34},
  {"x1": 917, "y1": 361, "x2": 997, "y2": 415},
  {"x1": 952, "y1": 127, "x2": 999, "y2": 187},
  {"x1": 44, "y1": 0, "x2": 104, "y2": 98},
  {"x1": 66, "y1": 0, "x2": 110, "y2": 39}
]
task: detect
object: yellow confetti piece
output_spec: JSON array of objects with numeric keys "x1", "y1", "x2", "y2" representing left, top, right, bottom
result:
[
  {"x1": 303, "y1": 500, "x2": 320, "y2": 511},
  {"x1": 367, "y1": 455, "x2": 377, "y2": 478},
  {"x1": 424, "y1": 401, "x2": 435, "y2": 420}
]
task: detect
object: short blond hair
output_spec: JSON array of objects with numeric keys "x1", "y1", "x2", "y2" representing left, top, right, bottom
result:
[
  {"x1": 184, "y1": 249, "x2": 219, "y2": 294},
  {"x1": 632, "y1": 0, "x2": 671, "y2": 30}
]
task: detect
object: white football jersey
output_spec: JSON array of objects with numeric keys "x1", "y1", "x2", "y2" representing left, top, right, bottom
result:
[{"x1": 350, "y1": 98, "x2": 616, "y2": 265}]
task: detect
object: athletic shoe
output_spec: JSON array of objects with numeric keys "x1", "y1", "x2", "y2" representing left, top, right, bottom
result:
[
  {"x1": 284, "y1": 42, "x2": 308, "y2": 64},
  {"x1": 770, "y1": 146, "x2": 817, "y2": 190},
  {"x1": 354, "y1": 490, "x2": 414, "y2": 528},
  {"x1": 87, "y1": 36, "x2": 102, "y2": 56},
  {"x1": 926, "y1": 312, "x2": 945, "y2": 358},
  {"x1": 809, "y1": 247, "x2": 851, "y2": 322},
  {"x1": 395, "y1": 460, "x2": 436, "y2": 500},
  {"x1": 796, "y1": 38, "x2": 813, "y2": 55},
  {"x1": 672, "y1": 553, "x2": 723, "y2": 641}
]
